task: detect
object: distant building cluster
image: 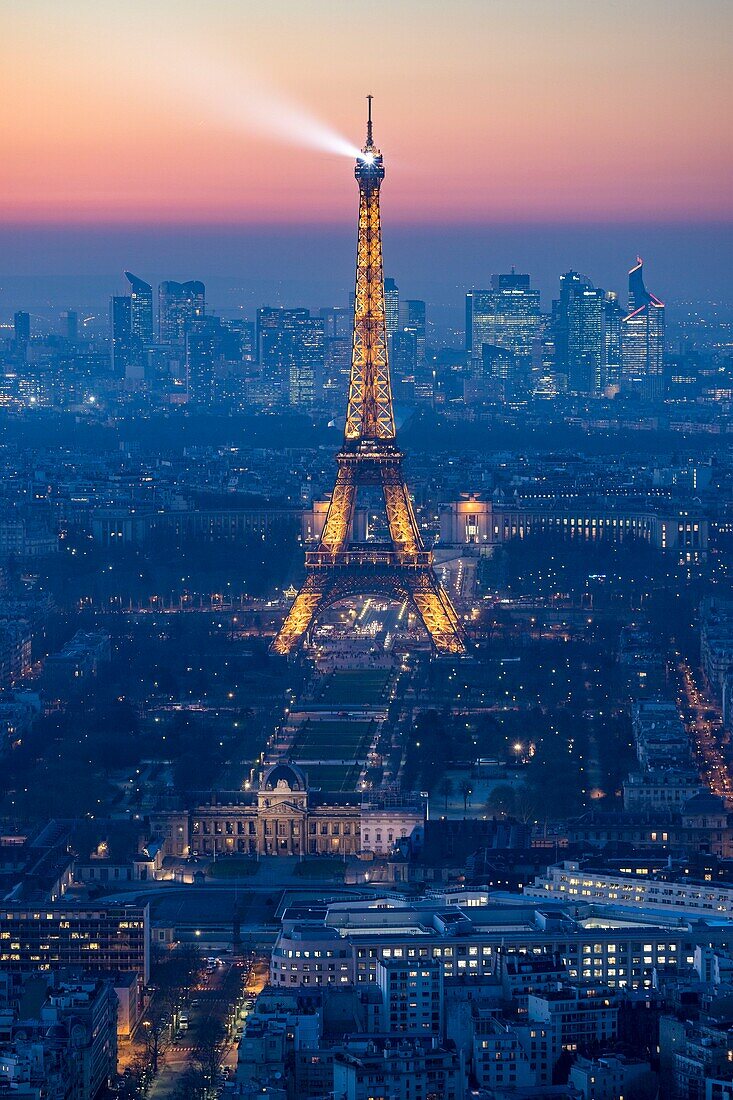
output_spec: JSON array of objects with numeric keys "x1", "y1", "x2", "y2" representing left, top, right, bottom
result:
[
  {"x1": 8, "y1": 249, "x2": 724, "y2": 418},
  {"x1": 466, "y1": 259, "x2": 665, "y2": 399}
]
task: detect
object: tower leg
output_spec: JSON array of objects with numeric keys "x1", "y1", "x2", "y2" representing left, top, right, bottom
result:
[
  {"x1": 382, "y1": 470, "x2": 422, "y2": 558},
  {"x1": 319, "y1": 466, "x2": 358, "y2": 555},
  {"x1": 406, "y1": 570, "x2": 467, "y2": 655},
  {"x1": 271, "y1": 575, "x2": 328, "y2": 655}
]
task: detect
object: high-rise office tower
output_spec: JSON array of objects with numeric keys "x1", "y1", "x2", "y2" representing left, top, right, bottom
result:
[
  {"x1": 392, "y1": 328, "x2": 418, "y2": 400},
  {"x1": 289, "y1": 316, "x2": 325, "y2": 407},
  {"x1": 110, "y1": 296, "x2": 133, "y2": 375},
  {"x1": 13, "y1": 312, "x2": 30, "y2": 359},
  {"x1": 319, "y1": 306, "x2": 352, "y2": 339},
  {"x1": 621, "y1": 258, "x2": 665, "y2": 397},
  {"x1": 554, "y1": 271, "x2": 605, "y2": 395},
  {"x1": 226, "y1": 319, "x2": 255, "y2": 361},
  {"x1": 186, "y1": 316, "x2": 245, "y2": 406},
  {"x1": 384, "y1": 277, "x2": 399, "y2": 337},
  {"x1": 158, "y1": 280, "x2": 205, "y2": 344},
  {"x1": 324, "y1": 334, "x2": 352, "y2": 406},
  {"x1": 257, "y1": 308, "x2": 325, "y2": 406},
  {"x1": 603, "y1": 292, "x2": 623, "y2": 393},
  {"x1": 466, "y1": 273, "x2": 541, "y2": 381},
  {"x1": 125, "y1": 272, "x2": 154, "y2": 344},
  {"x1": 402, "y1": 299, "x2": 426, "y2": 369},
  {"x1": 61, "y1": 310, "x2": 78, "y2": 343}
]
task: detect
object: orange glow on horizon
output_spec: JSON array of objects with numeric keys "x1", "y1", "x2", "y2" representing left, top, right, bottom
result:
[{"x1": 0, "y1": 0, "x2": 731, "y2": 226}]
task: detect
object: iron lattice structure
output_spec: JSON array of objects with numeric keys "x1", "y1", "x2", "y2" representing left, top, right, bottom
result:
[{"x1": 272, "y1": 99, "x2": 466, "y2": 657}]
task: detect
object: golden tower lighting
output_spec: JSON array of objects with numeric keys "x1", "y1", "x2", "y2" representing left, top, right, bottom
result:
[{"x1": 272, "y1": 98, "x2": 466, "y2": 657}]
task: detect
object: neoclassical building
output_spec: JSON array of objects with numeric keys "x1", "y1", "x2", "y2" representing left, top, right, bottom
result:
[{"x1": 150, "y1": 764, "x2": 425, "y2": 861}]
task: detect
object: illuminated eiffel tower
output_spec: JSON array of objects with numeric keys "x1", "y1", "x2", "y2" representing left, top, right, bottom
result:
[{"x1": 272, "y1": 99, "x2": 466, "y2": 656}]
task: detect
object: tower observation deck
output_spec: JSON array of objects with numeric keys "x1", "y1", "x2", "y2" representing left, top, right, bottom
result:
[{"x1": 271, "y1": 98, "x2": 466, "y2": 656}]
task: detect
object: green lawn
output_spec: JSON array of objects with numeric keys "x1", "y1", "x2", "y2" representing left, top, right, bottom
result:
[
  {"x1": 317, "y1": 670, "x2": 391, "y2": 707},
  {"x1": 291, "y1": 719, "x2": 374, "y2": 759},
  {"x1": 304, "y1": 763, "x2": 363, "y2": 792},
  {"x1": 293, "y1": 859, "x2": 346, "y2": 880},
  {"x1": 209, "y1": 857, "x2": 259, "y2": 879}
]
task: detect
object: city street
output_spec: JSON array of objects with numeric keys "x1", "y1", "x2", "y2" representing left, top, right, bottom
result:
[
  {"x1": 142, "y1": 952, "x2": 265, "y2": 1098},
  {"x1": 677, "y1": 658, "x2": 732, "y2": 802}
]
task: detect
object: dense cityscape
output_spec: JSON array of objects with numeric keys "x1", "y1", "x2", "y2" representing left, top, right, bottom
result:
[{"x1": 2, "y1": 3, "x2": 733, "y2": 1099}]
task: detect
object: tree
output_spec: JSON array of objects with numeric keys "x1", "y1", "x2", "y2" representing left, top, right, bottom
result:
[
  {"x1": 154, "y1": 943, "x2": 201, "y2": 1018},
  {"x1": 191, "y1": 1017, "x2": 226, "y2": 1089},
  {"x1": 116, "y1": 1056, "x2": 149, "y2": 1099},
  {"x1": 458, "y1": 779, "x2": 473, "y2": 816},
  {"x1": 484, "y1": 784, "x2": 517, "y2": 818},
  {"x1": 174, "y1": 1067, "x2": 207, "y2": 1100},
  {"x1": 142, "y1": 998, "x2": 172, "y2": 1075},
  {"x1": 438, "y1": 777, "x2": 454, "y2": 813}
]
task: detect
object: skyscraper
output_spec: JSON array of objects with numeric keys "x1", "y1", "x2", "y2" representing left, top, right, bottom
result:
[
  {"x1": 158, "y1": 280, "x2": 205, "y2": 344},
  {"x1": 603, "y1": 292, "x2": 623, "y2": 393},
  {"x1": 621, "y1": 258, "x2": 665, "y2": 397},
  {"x1": 186, "y1": 316, "x2": 246, "y2": 406},
  {"x1": 257, "y1": 308, "x2": 325, "y2": 406},
  {"x1": 289, "y1": 316, "x2": 325, "y2": 407},
  {"x1": 384, "y1": 277, "x2": 400, "y2": 337},
  {"x1": 125, "y1": 272, "x2": 153, "y2": 344},
  {"x1": 110, "y1": 295, "x2": 132, "y2": 376},
  {"x1": 554, "y1": 272, "x2": 605, "y2": 395},
  {"x1": 402, "y1": 299, "x2": 426, "y2": 369},
  {"x1": 61, "y1": 310, "x2": 78, "y2": 343},
  {"x1": 392, "y1": 328, "x2": 418, "y2": 400},
  {"x1": 466, "y1": 273, "x2": 541, "y2": 383},
  {"x1": 319, "y1": 306, "x2": 352, "y2": 339},
  {"x1": 13, "y1": 312, "x2": 30, "y2": 360}
]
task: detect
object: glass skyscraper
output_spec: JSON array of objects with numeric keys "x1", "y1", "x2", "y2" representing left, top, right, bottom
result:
[
  {"x1": 621, "y1": 258, "x2": 665, "y2": 397},
  {"x1": 125, "y1": 272, "x2": 153, "y2": 344},
  {"x1": 257, "y1": 307, "x2": 325, "y2": 407},
  {"x1": 158, "y1": 280, "x2": 206, "y2": 344},
  {"x1": 384, "y1": 277, "x2": 400, "y2": 338},
  {"x1": 554, "y1": 271, "x2": 605, "y2": 395},
  {"x1": 465, "y1": 273, "x2": 541, "y2": 381}
]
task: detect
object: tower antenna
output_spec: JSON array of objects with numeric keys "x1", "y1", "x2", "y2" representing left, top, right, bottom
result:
[{"x1": 366, "y1": 94, "x2": 373, "y2": 147}]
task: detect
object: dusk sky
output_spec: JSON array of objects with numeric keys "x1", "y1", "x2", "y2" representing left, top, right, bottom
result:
[
  {"x1": 1, "y1": 0, "x2": 731, "y2": 326},
  {"x1": 3, "y1": 0, "x2": 731, "y2": 225}
]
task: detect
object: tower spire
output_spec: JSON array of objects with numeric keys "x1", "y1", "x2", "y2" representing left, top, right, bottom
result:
[{"x1": 366, "y1": 94, "x2": 374, "y2": 148}]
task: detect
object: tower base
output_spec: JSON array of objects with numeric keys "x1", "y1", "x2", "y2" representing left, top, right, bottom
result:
[{"x1": 271, "y1": 566, "x2": 466, "y2": 656}]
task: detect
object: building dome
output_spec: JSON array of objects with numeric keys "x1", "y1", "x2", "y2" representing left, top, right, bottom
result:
[{"x1": 262, "y1": 763, "x2": 306, "y2": 792}]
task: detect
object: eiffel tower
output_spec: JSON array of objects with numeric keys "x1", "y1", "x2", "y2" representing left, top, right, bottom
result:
[{"x1": 272, "y1": 99, "x2": 466, "y2": 657}]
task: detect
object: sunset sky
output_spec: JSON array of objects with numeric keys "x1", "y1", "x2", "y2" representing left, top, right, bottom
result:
[{"x1": 2, "y1": 0, "x2": 731, "y2": 225}]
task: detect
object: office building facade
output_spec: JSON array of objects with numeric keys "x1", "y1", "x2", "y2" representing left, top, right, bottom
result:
[
  {"x1": 554, "y1": 271, "x2": 605, "y2": 395},
  {"x1": 621, "y1": 258, "x2": 665, "y2": 397},
  {"x1": 466, "y1": 274, "x2": 541, "y2": 382},
  {"x1": 125, "y1": 272, "x2": 153, "y2": 344},
  {"x1": 158, "y1": 280, "x2": 205, "y2": 344}
]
